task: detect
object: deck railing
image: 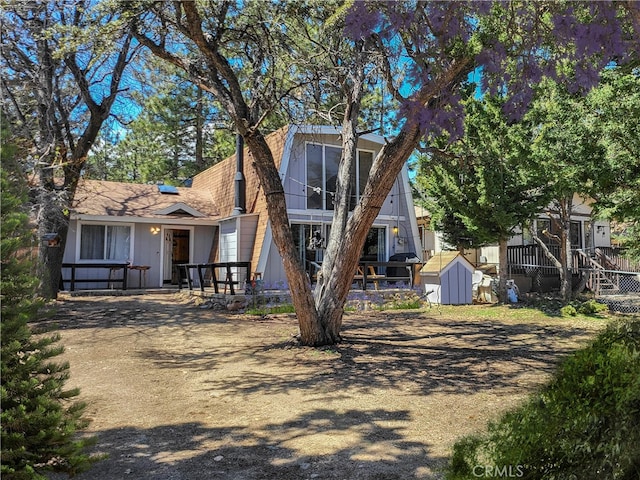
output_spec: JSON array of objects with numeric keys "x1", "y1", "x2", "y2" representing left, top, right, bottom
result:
[
  {"x1": 595, "y1": 247, "x2": 640, "y2": 272},
  {"x1": 506, "y1": 245, "x2": 607, "y2": 276}
]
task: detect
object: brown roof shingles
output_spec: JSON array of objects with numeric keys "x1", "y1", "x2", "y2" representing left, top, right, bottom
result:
[
  {"x1": 191, "y1": 125, "x2": 290, "y2": 268},
  {"x1": 72, "y1": 179, "x2": 219, "y2": 220}
]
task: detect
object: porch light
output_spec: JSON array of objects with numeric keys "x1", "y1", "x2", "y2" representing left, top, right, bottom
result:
[
  {"x1": 393, "y1": 226, "x2": 399, "y2": 236},
  {"x1": 150, "y1": 226, "x2": 160, "y2": 235}
]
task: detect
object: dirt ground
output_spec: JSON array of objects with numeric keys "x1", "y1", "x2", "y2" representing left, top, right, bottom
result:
[{"x1": 43, "y1": 292, "x2": 604, "y2": 480}]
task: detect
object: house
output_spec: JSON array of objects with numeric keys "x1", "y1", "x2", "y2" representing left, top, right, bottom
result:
[
  {"x1": 62, "y1": 180, "x2": 219, "y2": 289},
  {"x1": 414, "y1": 193, "x2": 614, "y2": 293},
  {"x1": 62, "y1": 125, "x2": 422, "y2": 290}
]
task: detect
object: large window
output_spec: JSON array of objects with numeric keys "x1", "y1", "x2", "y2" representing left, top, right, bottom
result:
[
  {"x1": 291, "y1": 223, "x2": 325, "y2": 280},
  {"x1": 306, "y1": 143, "x2": 373, "y2": 210},
  {"x1": 79, "y1": 224, "x2": 131, "y2": 261},
  {"x1": 291, "y1": 223, "x2": 386, "y2": 280}
]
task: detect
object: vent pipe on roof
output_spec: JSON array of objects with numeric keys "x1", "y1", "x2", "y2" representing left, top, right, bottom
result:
[{"x1": 232, "y1": 133, "x2": 246, "y2": 215}]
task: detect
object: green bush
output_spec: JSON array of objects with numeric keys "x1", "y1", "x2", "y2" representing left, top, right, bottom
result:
[
  {"x1": 577, "y1": 299, "x2": 609, "y2": 315},
  {"x1": 559, "y1": 304, "x2": 577, "y2": 317},
  {"x1": 559, "y1": 299, "x2": 609, "y2": 317},
  {"x1": 446, "y1": 318, "x2": 640, "y2": 480}
]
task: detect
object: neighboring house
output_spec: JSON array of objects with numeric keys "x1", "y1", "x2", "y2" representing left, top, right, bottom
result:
[
  {"x1": 63, "y1": 125, "x2": 421, "y2": 290},
  {"x1": 414, "y1": 193, "x2": 614, "y2": 292}
]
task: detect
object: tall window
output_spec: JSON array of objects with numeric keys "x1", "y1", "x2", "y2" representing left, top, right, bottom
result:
[
  {"x1": 306, "y1": 143, "x2": 373, "y2": 210},
  {"x1": 570, "y1": 221, "x2": 582, "y2": 249},
  {"x1": 80, "y1": 224, "x2": 131, "y2": 261},
  {"x1": 291, "y1": 223, "x2": 325, "y2": 280}
]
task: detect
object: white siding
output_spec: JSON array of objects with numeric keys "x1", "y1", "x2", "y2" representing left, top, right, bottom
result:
[{"x1": 219, "y1": 219, "x2": 237, "y2": 263}]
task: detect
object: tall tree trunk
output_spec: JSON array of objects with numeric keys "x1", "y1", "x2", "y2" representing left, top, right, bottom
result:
[
  {"x1": 313, "y1": 125, "x2": 425, "y2": 340},
  {"x1": 36, "y1": 190, "x2": 71, "y2": 299},
  {"x1": 313, "y1": 41, "x2": 366, "y2": 342},
  {"x1": 498, "y1": 237, "x2": 509, "y2": 303},
  {"x1": 558, "y1": 200, "x2": 573, "y2": 301},
  {"x1": 310, "y1": 54, "x2": 472, "y2": 342},
  {"x1": 195, "y1": 86, "x2": 205, "y2": 170},
  {"x1": 241, "y1": 129, "x2": 329, "y2": 345},
  {"x1": 550, "y1": 197, "x2": 573, "y2": 302}
]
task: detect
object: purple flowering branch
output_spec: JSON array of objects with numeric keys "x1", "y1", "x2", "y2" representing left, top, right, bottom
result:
[{"x1": 344, "y1": 1, "x2": 638, "y2": 136}]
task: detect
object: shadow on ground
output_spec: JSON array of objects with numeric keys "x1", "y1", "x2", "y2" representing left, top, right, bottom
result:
[
  {"x1": 131, "y1": 309, "x2": 596, "y2": 397},
  {"x1": 45, "y1": 295, "x2": 602, "y2": 480},
  {"x1": 57, "y1": 408, "x2": 446, "y2": 480}
]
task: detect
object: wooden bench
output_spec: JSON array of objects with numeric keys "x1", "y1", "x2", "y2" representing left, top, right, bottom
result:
[{"x1": 61, "y1": 262, "x2": 129, "y2": 291}]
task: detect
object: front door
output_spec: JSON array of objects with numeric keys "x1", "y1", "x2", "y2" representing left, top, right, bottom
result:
[{"x1": 163, "y1": 228, "x2": 191, "y2": 284}]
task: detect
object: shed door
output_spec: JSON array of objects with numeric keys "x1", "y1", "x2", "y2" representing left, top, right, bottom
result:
[{"x1": 442, "y1": 263, "x2": 472, "y2": 305}]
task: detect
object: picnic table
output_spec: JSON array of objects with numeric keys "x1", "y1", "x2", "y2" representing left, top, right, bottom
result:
[
  {"x1": 353, "y1": 261, "x2": 418, "y2": 290},
  {"x1": 175, "y1": 262, "x2": 251, "y2": 295}
]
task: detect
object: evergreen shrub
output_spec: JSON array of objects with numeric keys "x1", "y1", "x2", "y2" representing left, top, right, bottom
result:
[
  {"x1": 1, "y1": 150, "x2": 99, "y2": 479},
  {"x1": 446, "y1": 318, "x2": 640, "y2": 479}
]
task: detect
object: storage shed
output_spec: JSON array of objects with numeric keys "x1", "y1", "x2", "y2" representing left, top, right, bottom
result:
[{"x1": 420, "y1": 251, "x2": 475, "y2": 305}]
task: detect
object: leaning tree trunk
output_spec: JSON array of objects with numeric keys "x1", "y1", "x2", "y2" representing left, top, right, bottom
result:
[
  {"x1": 312, "y1": 63, "x2": 473, "y2": 342},
  {"x1": 241, "y1": 129, "x2": 329, "y2": 345}
]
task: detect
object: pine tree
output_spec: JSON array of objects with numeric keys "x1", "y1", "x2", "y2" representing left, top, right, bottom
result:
[{"x1": 1, "y1": 133, "x2": 98, "y2": 479}]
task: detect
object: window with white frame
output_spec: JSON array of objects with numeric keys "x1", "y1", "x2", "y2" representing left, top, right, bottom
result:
[
  {"x1": 306, "y1": 143, "x2": 373, "y2": 210},
  {"x1": 79, "y1": 224, "x2": 131, "y2": 261}
]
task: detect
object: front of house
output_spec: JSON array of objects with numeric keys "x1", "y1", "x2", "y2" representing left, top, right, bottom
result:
[
  {"x1": 62, "y1": 125, "x2": 421, "y2": 291},
  {"x1": 62, "y1": 181, "x2": 219, "y2": 289}
]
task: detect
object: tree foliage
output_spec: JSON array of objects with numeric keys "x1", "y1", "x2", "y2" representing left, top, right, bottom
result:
[
  {"x1": 85, "y1": 56, "x2": 237, "y2": 184},
  {"x1": 0, "y1": 134, "x2": 97, "y2": 479},
  {"x1": 417, "y1": 89, "x2": 549, "y2": 300},
  {"x1": 123, "y1": 0, "x2": 638, "y2": 344},
  {"x1": 1, "y1": 0, "x2": 138, "y2": 298},
  {"x1": 420, "y1": 71, "x2": 635, "y2": 301},
  {"x1": 418, "y1": 90, "x2": 547, "y2": 248},
  {"x1": 588, "y1": 68, "x2": 640, "y2": 261}
]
